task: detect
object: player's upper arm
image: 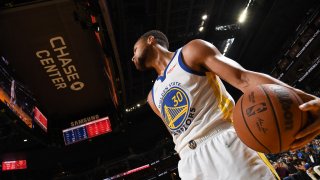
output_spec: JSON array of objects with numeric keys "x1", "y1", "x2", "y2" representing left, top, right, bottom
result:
[
  {"x1": 147, "y1": 91, "x2": 163, "y2": 119},
  {"x1": 182, "y1": 39, "x2": 250, "y2": 92}
]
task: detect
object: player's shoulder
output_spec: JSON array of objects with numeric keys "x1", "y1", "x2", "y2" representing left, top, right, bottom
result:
[
  {"x1": 181, "y1": 39, "x2": 218, "y2": 65},
  {"x1": 183, "y1": 39, "x2": 216, "y2": 50},
  {"x1": 185, "y1": 39, "x2": 209, "y2": 46}
]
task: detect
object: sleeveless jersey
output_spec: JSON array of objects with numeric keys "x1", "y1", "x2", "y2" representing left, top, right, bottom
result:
[{"x1": 152, "y1": 47, "x2": 235, "y2": 153}]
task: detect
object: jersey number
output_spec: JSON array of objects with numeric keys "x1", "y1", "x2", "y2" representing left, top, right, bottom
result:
[{"x1": 172, "y1": 92, "x2": 183, "y2": 107}]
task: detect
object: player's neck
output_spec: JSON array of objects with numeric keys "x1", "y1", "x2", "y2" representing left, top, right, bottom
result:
[{"x1": 152, "y1": 46, "x2": 174, "y2": 75}]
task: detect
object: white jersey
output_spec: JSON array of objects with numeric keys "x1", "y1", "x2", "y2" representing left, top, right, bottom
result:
[{"x1": 152, "y1": 47, "x2": 235, "y2": 153}]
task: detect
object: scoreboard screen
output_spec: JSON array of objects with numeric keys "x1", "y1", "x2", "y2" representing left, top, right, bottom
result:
[
  {"x1": 2, "y1": 160, "x2": 27, "y2": 171},
  {"x1": 63, "y1": 116, "x2": 111, "y2": 145},
  {"x1": 33, "y1": 106, "x2": 48, "y2": 132}
]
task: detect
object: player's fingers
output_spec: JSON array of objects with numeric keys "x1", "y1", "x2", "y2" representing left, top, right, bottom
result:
[
  {"x1": 295, "y1": 118, "x2": 320, "y2": 139},
  {"x1": 299, "y1": 99, "x2": 320, "y2": 111},
  {"x1": 291, "y1": 129, "x2": 320, "y2": 150}
]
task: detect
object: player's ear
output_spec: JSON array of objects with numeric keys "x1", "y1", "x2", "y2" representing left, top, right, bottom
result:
[{"x1": 147, "y1": 35, "x2": 156, "y2": 45}]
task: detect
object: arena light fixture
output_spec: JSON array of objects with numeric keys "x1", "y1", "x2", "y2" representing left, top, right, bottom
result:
[
  {"x1": 223, "y1": 38, "x2": 235, "y2": 55},
  {"x1": 238, "y1": 0, "x2": 252, "y2": 23},
  {"x1": 238, "y1": 8, "x2": 248, "y2": 23},
  {"x1": 202, "y1": 14, "x2": 207, "y2": 20}
]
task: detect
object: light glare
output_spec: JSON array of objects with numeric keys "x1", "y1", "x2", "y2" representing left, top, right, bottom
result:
[
  {"x1": 238, "y1": 8, "x2": 248, "y2": 23},
  {"x1": 202, "y1": 14, "x2": 207, "y2": 20}
]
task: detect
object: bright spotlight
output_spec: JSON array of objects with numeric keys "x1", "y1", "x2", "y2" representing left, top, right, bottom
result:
[
  {"x1": 199, "y1": 26, "x2": 204, "y2": 32},
  {"x1": 238, "y1": 8, "x2": 248, "y2": 23},
  {"x1": 202, "y1": 14, "x2": 207, "y2": 20}
]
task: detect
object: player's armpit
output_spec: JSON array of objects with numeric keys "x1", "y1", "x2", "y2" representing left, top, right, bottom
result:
[
  {"x1": 147, "y1": 91, "x2": 163, "y2": 119},
  {"x1": 147, "y1": 91, "x2": 172, "y2": 134}
]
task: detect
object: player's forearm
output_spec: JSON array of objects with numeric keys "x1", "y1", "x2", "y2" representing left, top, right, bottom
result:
[
  {"x1": 241, "y1": 70, "x2": 316, "y2": 100},
  {"x1": 240, "y1": 70, "x2": 288, "y2": 91}
]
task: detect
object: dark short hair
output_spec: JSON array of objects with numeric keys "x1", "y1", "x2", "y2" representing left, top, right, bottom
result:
[{"x1": 140, "y1": 30, "x2": 169, "y2": 49}]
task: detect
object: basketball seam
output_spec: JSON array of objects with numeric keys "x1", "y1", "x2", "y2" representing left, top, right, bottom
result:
[
  {"x1": 240, "y1": 95, "x2": 271, "y2": 153},
  {"x1": 288, "y1": 89, "x2": 304, "y2": 130},
  {"x1": 260, "y1": 85, "x2": 282, "y2": 153}
]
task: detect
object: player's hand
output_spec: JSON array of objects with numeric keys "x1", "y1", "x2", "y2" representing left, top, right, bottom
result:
[{"x1": 290, "y1": 97, "x2": 320, "y2": 151}]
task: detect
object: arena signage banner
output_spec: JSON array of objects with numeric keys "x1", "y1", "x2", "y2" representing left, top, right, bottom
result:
[{"x1": 0, "y1": 0, "x2": 114, "y2": 127}]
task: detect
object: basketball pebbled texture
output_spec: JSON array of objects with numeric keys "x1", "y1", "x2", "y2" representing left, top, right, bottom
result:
[{"x1": 232, "y1": 84, "x2": 308, "y2": 154}]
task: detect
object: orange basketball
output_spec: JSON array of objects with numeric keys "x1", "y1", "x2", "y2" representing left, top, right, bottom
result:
[{"x1": 233, "y1": 84, "x2": 308, "y2": 154}]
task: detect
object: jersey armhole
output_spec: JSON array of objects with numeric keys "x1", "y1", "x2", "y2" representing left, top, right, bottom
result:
[{"x1": 178, "y1": 47, "x2": 206, "y2": 76}]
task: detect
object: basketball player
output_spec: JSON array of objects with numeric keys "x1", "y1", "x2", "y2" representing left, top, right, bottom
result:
[{"x1": 131, "y1": 30, "x2": 320, "y2": 180}]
